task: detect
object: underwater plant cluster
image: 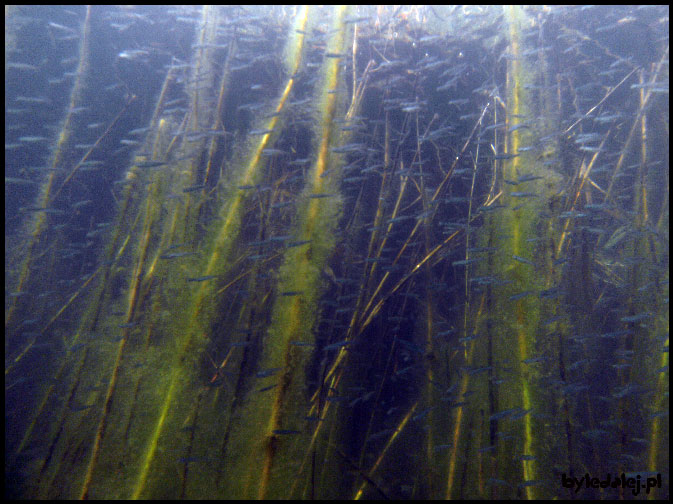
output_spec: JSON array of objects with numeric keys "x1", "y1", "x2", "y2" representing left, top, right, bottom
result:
[{"x1": 5, "y1": 5, "x2": 668, "y2": 499}]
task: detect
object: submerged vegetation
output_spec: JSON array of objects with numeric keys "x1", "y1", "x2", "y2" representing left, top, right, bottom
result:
[{"x1": 5, "y1": 5, "x2": 669, "y2": 499}]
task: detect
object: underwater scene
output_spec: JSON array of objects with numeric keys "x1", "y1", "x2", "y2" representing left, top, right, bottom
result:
[{"x1": 5, "y1": 5, "x2": 669, "y2": 499}]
